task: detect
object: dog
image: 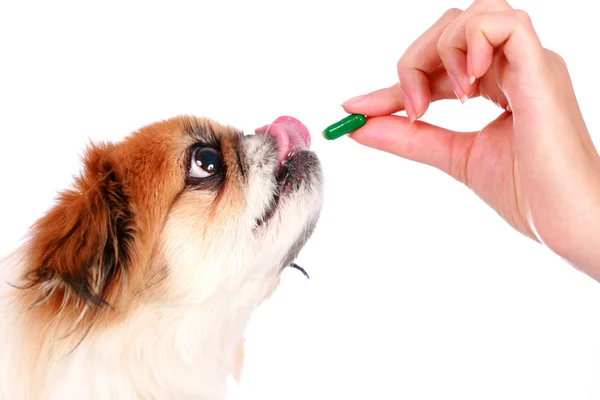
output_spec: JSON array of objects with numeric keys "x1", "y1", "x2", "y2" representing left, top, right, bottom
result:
[{"x1": 0, "y1": 115, "x2": 323, "y2": 399}]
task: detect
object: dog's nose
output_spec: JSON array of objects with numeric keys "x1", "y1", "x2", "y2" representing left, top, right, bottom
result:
[{"x1": 255, "y1": 116, "x2": 311, "y2": 163}]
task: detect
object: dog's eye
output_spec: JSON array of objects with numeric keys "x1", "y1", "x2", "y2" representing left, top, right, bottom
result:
[{"x1": 190, "y1": 147, "x2": 223, "y2": 178}]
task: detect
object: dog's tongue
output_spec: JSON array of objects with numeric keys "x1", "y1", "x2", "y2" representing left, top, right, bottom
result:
[{"x1": 255, "y1": 116, "x2": 311, "y2": 163}]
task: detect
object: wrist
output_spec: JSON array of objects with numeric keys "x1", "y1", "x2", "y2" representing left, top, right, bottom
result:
[{"x1": 538, "y1": 198, "x2": 600, "y2": 283}]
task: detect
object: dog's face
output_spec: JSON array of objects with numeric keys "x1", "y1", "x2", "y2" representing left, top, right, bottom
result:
[
  {"x1": 14, "y1": 115, "x2": 322, "y2": 342},
  {"x1": 162, "y1": 116, "x2": 322, "y2": 304}
]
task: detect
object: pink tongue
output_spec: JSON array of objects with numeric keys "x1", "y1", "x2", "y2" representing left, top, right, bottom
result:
[{"x1": 255, "y1": 116, "x2": 311, "y2": 163}]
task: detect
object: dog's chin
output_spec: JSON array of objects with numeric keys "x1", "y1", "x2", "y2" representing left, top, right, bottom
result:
[{"x1": 255, "y1": 149, "x2": 320, "y2": 229}]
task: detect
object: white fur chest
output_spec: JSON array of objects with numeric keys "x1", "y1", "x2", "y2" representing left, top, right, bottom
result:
[{"x1": 1, "y1": 281, "x2": 273, "y2": 400}]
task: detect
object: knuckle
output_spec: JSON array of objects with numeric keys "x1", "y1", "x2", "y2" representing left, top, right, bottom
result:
[
  {"x1": 436, "y1": 35, "x2": 451, "y2": 57},
  {"x1": 396, "y1": 60, "x2": 410, "y2": 84},
  {"x1": 513, "y1": 9, "x2": 532, "y2": 26},
  {"x1": 443, "y1": 8, "x2": 463, "y2": 19},
  {"x1": 545, "y1": 49, "x2": 567, "y2": 68},
  {"x1": 476, "y1": 0, "x2": 507, "y2": 7},
  {"x1": 546, "y1": 49, "x2": 565, "y2": 63},
  {"x1": 396, "y1": 58, "x2": 407, "y2": 73},
  {"x1": 464, "y1": 18, "x2": 477, "y2": 35},
  {"x1": 436, "y1": 40, "x2": 446, "y2": 58},
  {"x1": 473, "y1": 0, "x2": 493, "y2": 8},
  {"x1": 397, "y1": 46, "x2": 415, "y2": 71}
]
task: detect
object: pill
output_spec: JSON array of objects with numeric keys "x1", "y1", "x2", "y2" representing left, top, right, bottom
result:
[{"x1": 322, "y1": 114, "x2": 366, "y2": 140}]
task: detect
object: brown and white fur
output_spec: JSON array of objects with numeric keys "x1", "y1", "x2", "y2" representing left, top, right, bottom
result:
[{"x1": 0, "y1": 115, "x2": 323, "y2": 399}]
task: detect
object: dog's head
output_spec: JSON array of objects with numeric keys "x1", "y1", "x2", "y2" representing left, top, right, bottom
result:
[{"x1": 14, "y1": 115, "x2": 322, "y2": 340}]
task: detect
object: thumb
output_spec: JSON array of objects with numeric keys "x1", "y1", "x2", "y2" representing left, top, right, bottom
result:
[{"x1": 349, "y1": 115, "x2": 476, "y2": 182}]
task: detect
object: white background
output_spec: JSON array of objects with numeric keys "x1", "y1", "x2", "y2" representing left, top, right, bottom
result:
[{"x1": 1, "y1": 0, "x2": 599, "y2": 399}]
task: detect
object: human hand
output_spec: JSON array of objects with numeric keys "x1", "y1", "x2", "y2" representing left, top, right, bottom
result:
[{"x1": 342, "y1": 0, "x2": 600, "y2": 280}]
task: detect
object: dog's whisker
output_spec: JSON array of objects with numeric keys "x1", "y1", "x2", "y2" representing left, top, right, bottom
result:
[{"x1": 288, "y1": 263, "x2": 310, "y2": 280}]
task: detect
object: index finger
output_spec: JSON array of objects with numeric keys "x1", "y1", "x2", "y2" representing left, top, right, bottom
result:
[
  {"x1": 397, "y1": 8, "x2": 462, "y2": 120},
  {"x1": 341, "y1": 66, "x2": 467, "y2": 117}
]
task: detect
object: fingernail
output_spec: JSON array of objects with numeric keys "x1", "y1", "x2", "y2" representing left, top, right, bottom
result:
[
  {"x1": 506, "y1": 103, "x2": 512, "y2": 113},
  {"x1": 341, "y1": 94, "x2": 366, "y2": 107},
  {"x1": 447, "y1": 72, "x2": 468, "y2": 104},
  {"x1": 468, "y1": 75, "x2": 475, "y2": 84},
  {"x1": 402, "y1": 90, "x2": 416, "y2": 123}
]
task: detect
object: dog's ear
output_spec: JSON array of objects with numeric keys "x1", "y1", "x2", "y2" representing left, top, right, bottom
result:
[{"x1": 19, "y1": 142, "x2": 135, "y2": 313}]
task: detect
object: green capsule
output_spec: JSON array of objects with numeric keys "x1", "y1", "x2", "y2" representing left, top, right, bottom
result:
[{"x1": 322, "y1": 114, "x2": 366, "y2": 140}]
